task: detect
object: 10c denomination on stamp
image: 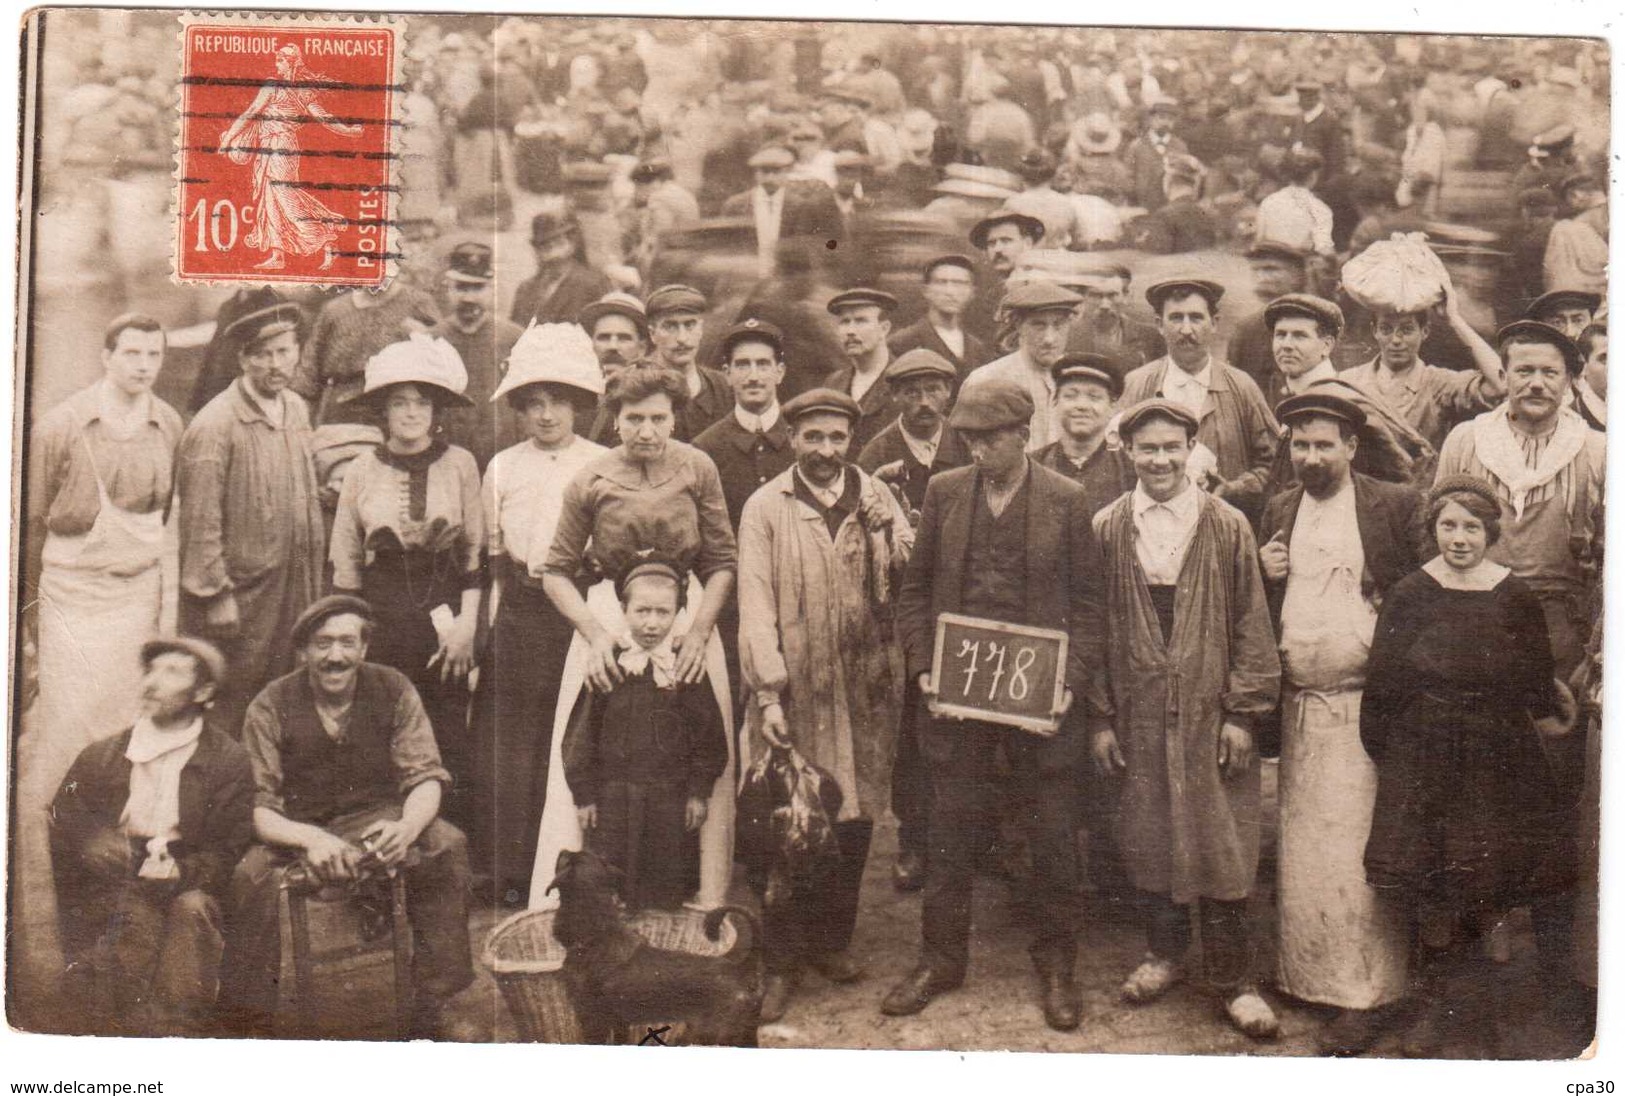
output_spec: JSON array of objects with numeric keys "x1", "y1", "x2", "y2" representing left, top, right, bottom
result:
[{"x1": 175, "y1": 12, "x2": 401, "y2": 287}]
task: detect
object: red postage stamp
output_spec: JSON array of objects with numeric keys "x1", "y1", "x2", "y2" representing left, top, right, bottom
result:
[{"x1": 174, "y1": 13, "x2": 400, "y2": 287}]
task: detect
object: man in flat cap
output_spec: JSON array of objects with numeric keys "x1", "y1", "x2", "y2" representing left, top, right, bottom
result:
[
  {"x1": 1033, "y1": 354, "x2": 1135, "y2": 518},
  {"x1": 1259, "y1": 393, "x2": 1424, "y2": 1055},
  {"x1": 179, "y1": 301, "x2": 325, "y2": 741},
  {"x1": 1260, "y1": 293, "x2": 1344, "y2": 408},
  {"x1": 961, "y1": 281, "x2": 1084, "y2": 452},
  {"x1": 579, "y1": 292, "x2": 650, "y2": 387},
  {"x1": 737, "y1": 388, "x2": 913, "y2": 1023},
  {"x1": 437, "y1": 241, "x2": 524, "y2": 471},
  {"x1": 1339, "y1": 264, "x2": 1506, "y2": 453},
  {"x1": 1528, "y1": 288, "x2": 1602, "y2": 343},
  {"x1": 50, "y1": 635, "x2": 254, "y2": 1035},
  {"x1": 221, "y1": 596, "x2": 475, "y2": 1038},
  {"x1": 1093, "y1": 398, "x2": 1282, "y2": 1040},
  {"x1": 887, "y1": 255, "x2": 993, "y2": 379},
  {"x1": 645, "y1": 284, "x2": 734, "y2": 442},
  {"x1": 823, "y1": 288, "x2": 902, "y2": 451},
  {"x1": 723, "y1": 145, "x2": 844, "y2": 278},
  {"x1": 858, "y1": 349, "x2": 971, "y2": 517},
  {"x1": 1063, "y1": 261, "x2": 1167, "y2": 369},
  {"x1": 1124, "y1": 96, "x2": 1189, "y2": 211},
  {"x1": 630, "y1": 157, "x2": 699, "y2": 272},
  {"x1": 509, "y1": 211, "x2": 614, "y2": 329},
  {"x1": 1121, "y1": 278, "x2": 1279, "y2": 520},
  {"x1": 1228, "y1": 242, "x2": 1314, "y2": 391},
  {"x1": 964, "y1": 211, "x2": 1045, "y2": 346},
  {"x1": 885, "y1": 379, "x2": 1109, "y2": 1033}
]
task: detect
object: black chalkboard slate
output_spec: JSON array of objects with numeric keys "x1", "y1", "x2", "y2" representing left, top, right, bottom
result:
[{"x1": 926, "y1": 612, "x2": 1069, "y2": 735}]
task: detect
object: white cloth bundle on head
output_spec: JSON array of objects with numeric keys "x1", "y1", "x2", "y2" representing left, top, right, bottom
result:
[{"x1": 1342, "y1": 233, "x2": 1449, "y2": 314}]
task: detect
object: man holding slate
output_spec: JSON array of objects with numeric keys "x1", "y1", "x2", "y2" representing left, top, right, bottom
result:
[{"x1": 883, "y1": 379, "x2": 1109, "y2": 1033}]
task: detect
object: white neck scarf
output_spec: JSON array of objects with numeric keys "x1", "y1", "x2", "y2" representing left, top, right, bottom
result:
[
  {"x1": 1470, "y1": 404, "x2": 1589, "y2": 519},
  {"x1": 618, "y1": 636, "x2": 678, "y2": 688},
  {"x1": 122, "y1": 716, "x2": 204, "y2": 880}
]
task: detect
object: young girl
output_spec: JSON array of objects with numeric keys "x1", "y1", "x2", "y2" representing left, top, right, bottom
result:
[{"x1": 560, "y1": 560, "x2": 726, "y2": 911}]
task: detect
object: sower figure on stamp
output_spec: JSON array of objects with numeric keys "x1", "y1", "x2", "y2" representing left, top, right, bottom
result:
[
  {"x1": 884, "y1": 379, "x2": 1109, "y2": 1033},
  {"x1": 1092, "y1": 398, "x2": 1283, "y2": 1040},
  {"x1": 1260, "y1": 392, "x2": 1423, "y2": 1056},
  {"x1": 178, "y1": 300, "x2": 325, "y2": 740},
  {"x1": 218, "y1": 43, "x2": 363, "y2": 272},
  {"x1": 50, "y1": 636, "x2": 254, "y2": 1037},
  {"x1": 220, "y1": 596, "x2": 476, "y2": 1039},
  {"x1": 737, "y1": 388, "x2": 914, "y2": 1023}
]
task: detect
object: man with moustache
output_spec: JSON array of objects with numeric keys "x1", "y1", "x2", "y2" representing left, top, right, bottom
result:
[
  {"x1": 858, "y1": 349, "x2": 971, "y2": 516},
  {"x1": 962, "y1": 282, "x2": 1085, "y2": 453},
  {"x1": 887, "y1": 255, "x2": 992, "y2": 380},
  {"x1": 884, "y1": 380, "x2": 1108, "y2": 1032},
  {"x1": 1259, "y1": 393, "x2": 1423, "y2": 1056},
  {"x1": 1338, "y1": 271, "x2": 1506, "y2": 454},
  {"x1": 1032, "y1": 353, "x2": 1135, "y2": 518},
  {"x1": 1120, "y1": 279, "x2": 1279, "y2": 521},
  {"x1": 220, "y1": 596, "x2": 475, "y2": 1039},
  {"x1": 1092, "y1": 399, "x2": 1282, "y2": 1040},
  {"x1": 508, "y1": 211, "x2": 613, "y2": 328},
  {"x1": 645, "y1": 284, "x2": 734, "y2": 442},
  {"x1": 437, "y1": 242, "x2": 523, "y2": 471},
  {"x1": 1064, "y1": 262, "x2": 1167, "y2": 369},
  {"x1": 823, "y1": 287, "x2": 901, "y2": 451},
  {"x1": 579, "y1": 293, "x2": 651, "y2": 446},
  {"x1": 179, "y1": 302, "x2": 325, "y2": 740},
  {"x1": 963, "y1": 210, "x2": 1046, "y2": 346},
  {"x1": 49, "y1": 636, "x2": 253, "y2": 1036},
  {"x1": 737, "y1": 388, "x2": 913, "y2": 1022}
]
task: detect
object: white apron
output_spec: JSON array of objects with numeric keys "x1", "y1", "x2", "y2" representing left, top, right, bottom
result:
[
  {"x1": 15, "y1": 435, "x2": 166, "y2": 989},
  {"x1": 527, "y1": 576, "x2": 737, "y2": 909},
  {"x1": 1276, "y1": 507, "x2": 1409, "y2": 1010}
]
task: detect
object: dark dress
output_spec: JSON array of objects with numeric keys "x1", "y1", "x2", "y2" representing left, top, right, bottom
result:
[
  {"x1": 1360, "y1": 569, "x2": 1572, "y2": 919},
  {"x1": 560, "y1": 664, "x2": 727, "y2": 910}
]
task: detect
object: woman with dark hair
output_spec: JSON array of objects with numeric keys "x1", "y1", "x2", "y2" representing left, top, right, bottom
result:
[
  {"x1": 468, "y1": 324, "x2": 607, "y2": 904},
  {"x1": 1361, "y1": 474, "x2": 1576, "y2": 1057},
  {"x1": 528, "y1": 365, "x2": 739, "y2": 909},
  {"x1": 328, "y1": 333, "x2": 486, "y2": 831}
]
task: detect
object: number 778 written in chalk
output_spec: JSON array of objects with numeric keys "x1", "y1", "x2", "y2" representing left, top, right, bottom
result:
[{"x1": 927, "y1": 613, "x2": 1069, "y2": 735}]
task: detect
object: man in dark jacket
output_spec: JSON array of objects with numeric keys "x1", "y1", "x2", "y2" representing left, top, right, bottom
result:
[
  {"x1": 857, "y1": 348, "x2": 970, "y2": 515},
  {"x1": 50, "y1": 635, "x2": 254, "y2": 1036},
  {"x1": 887, "y1": 254, "x2": 993, "y2": 381},
  {"x1": 882, "y1": 380, "x2": 1108, "y2": 1033},
  {"x1": 508, "y1": 211, "x2": 613, "y2": 328}
]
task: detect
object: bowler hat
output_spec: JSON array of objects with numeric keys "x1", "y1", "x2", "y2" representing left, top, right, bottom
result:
[
  {"x1": 1145, "y1": 277, "x2": 1224, "y2": 314},
  {"x1": 531, "y1": 210, "x2": 581, "y2": 247},
  {"x1": 1275, "y1": 391, "x2": 1367, "y2": 430},
  {"x1": 948, "y1": 379, "x2": 1034, "y2": 432},
  {"x1": 646, "y1": 284, "x2": 709, "y2": 318},
  {"x1": 1497, "y1": 319, "x2": 1584, "y2": 375},
  {"x1": 140, "y1": 634, "x2": 228, "y2": 690},
  {"x1": 782, "y1": 387, "x2": 862, "y2": 423},
  {"x1": 1527, "y1": 289, "x2": 1602, "y2": 321},
  {"x1": 1050, "y1": 353, "x2": 1125, "y2": 399},
  {"x1": 1118, "y1": 398, "x2": 1199, "y2": 441},
  {"x1": 291, "y1": 594, "x2": 375, "y2": 649},
  {"x1": 1265, "y1": 293, "x2": 1345, "y2": 337},
  {"x1": 884, "y1": 348, "x2": 957, "y2": 385},
  {"x1": 826, "y1": 287, "x2": 899, "y2": 315},
  {"x1": 444, "y1": 241, "x2": 495, "y2": 283},
  {"x1": 718, "y1": 317, "x2": 785, "y2": 361},
  {"x1": 969, "y1": 210, "x2": 1046, "y2": 249}
]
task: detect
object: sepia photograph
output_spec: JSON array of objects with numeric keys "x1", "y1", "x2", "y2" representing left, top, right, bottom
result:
[{"x1": 5, "y1": 3, "x2": 1614, "y2": 1077}]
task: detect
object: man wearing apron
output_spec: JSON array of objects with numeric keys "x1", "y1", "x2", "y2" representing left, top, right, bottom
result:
[
  {"x1": 1259, "y1": 392, "x2": 1424, "y2": 1056},
  {"x1": 17, "y1": 314, "x2": 183, "y2": 1019}
]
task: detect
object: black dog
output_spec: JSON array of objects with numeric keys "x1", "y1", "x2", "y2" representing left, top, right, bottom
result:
[{"x1": 547, "y1": 849, "x2": 763, "y2": 1046}]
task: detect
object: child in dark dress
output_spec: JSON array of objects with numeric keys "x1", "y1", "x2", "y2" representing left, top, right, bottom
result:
[{"x1": 561, "y1": 561, "x2": 727, "y2": 911}]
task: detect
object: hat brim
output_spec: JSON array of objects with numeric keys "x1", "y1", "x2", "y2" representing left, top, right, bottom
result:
[
  {"x1": 220, "y1": 304, "x2": 303, "y2": 346},
  {"x1": 443, "y1": 269, "x2": 494, "y2": 284},
  {"x1": 346, "y1": 379, "x2": 475, "y2": 409},
  {"x1": 1052, "y1": 367, "x2": 1123, "y2": 399},
  {"x1": 969, "y1": 214, "x2": 1046, "y2": 249}
]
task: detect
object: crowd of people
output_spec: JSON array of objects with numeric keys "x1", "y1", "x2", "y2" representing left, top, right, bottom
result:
[{"x1": 16, "y1": 15, "x2": 1608, "y2": 1058}]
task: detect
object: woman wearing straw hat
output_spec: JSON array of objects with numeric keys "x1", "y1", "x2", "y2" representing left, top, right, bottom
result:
[
  {"x1": 328, "y1": 332, "x2": 486, "y2": 834},
  {"x1": 469, "y1": 324, "x2": 608, "y2": 905}
]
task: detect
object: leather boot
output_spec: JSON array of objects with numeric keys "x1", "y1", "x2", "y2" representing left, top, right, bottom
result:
[
  {"x1": 1038, "y1": 969, "x2": 1083, "y2": 1032},
  {"x1": 880, "y1": 964, "x2": 963, "y2": 1017},
  {"x1": 759, "y1": 971, "x2": 798, "y2": 1024}
]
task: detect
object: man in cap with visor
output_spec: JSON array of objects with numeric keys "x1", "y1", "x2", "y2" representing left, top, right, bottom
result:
[
  {"x1": 437, "y1": 241, "x2": 524, "y2": 470},
  {"x1": 962, "y1": 281, "x2": 1086, "y2": 452},
  {"x1": 645, "y1": 283, "x2": 735, "y2": 442},
  {"x1": 823, "y1": 287, "x2": 903, "y2": 450}
]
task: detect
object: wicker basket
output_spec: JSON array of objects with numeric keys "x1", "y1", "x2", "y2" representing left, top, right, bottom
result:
[{"x1": 482, "y1": 906, "x2": 739, "y2": 1044}]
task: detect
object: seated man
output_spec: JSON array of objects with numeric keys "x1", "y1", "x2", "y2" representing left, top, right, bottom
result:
[
  {"x1": 50, "y1": 635, "x2": 254, "y2": 1036},
  {"x1": 220, "y1": 595, "x2": 475, "y2": 1038}
]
